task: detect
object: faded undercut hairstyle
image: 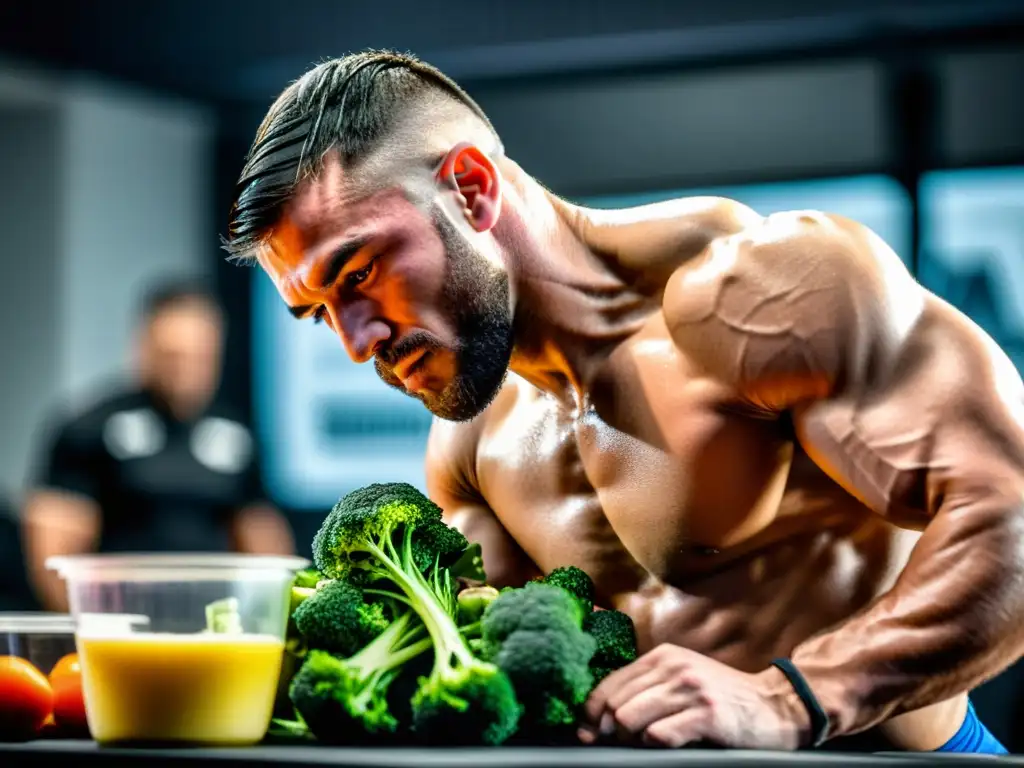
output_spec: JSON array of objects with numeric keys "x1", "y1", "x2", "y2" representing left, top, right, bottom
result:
[{"x1": 224, "y1": 49, "x2": 502, "y2": 263}]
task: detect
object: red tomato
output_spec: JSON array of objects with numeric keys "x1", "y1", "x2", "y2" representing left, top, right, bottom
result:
[
  {"x1": 49, "y1": 654, "x2": 79, "y2": 682},
  {"x1": 49, "y1": 653, "x2": 88, "y2": 733},
  {"x1": 0, "y1": 656, "x2": 53, "y2": 740}
]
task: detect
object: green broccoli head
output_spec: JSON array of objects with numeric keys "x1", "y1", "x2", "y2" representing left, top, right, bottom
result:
[
  {"x1": 292, "y1": 580, "x2": 390, "y2": 656},
  {"x1": 482, "y1": 582, "x2": 586, "y2": 642},
  {"x1": 481, "y1": 582, "x2": 597, "y2": 738},
  {"x1": 494, "y1": 628, "x2": 595, "y2": 708},
  {"x1": 413, "y1": 520, "x2": 471, "y2": 572},
  {"x1": 539, "y1": 566, "x2": 595, "y2": 615},
  {"x1": 312, "y1": 483, "x2": 467, "y2": 581},
  {"x1": 411, "y1": 662, "x2": 522, "y2": 746},
  {"x1": 583, "y1": 609, "x2": 639, "y2": 683},
  {"x1": 289, "y1": 651, "x2": 365, "y2": 744},
  {"x1": 307, "y1": 481, "x2": 520, "y2": 746}
]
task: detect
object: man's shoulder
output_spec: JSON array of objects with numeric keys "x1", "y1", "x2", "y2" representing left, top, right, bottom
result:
[
  {"x1": 659, "y1": 210, "x2": 922, "y2": 402},
  {"x1": 661, "y1": 209, "x2": 918, "y2": 326},
  {"x1": 582, "y1": 195, "x2": 762, "y2": 288}
]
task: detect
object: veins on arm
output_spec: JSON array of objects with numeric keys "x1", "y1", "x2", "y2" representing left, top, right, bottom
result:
[
  {"x1": 663, "y1": 211, "x2": 881, "y2": 413},
  {"x1": 664, "y1": 210, "x2": 1024, "y2": 738}
]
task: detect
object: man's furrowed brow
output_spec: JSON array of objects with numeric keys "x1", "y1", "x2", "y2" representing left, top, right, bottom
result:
[
  {"x1": 316, "y1": 235, "x2": 373, "y2": 289},
  {"x1": 284, "y1": 235, "x2": 374, "y2": 319}
]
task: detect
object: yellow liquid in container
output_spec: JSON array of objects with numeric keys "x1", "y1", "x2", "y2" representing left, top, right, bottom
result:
[{"x1": 78, "y1": 633, "x2": 285, "y2": 745}]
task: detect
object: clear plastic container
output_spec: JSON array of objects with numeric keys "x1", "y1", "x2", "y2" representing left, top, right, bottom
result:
[
  {"x1": 0, "y1": 613, "x2": 77, "y2": 675},
  {"x1": 46, "y1": 553, "x2": 310, "y2": 746}
]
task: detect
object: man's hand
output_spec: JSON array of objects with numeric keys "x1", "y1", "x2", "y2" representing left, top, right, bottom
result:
[{"x1": 579, "y1": 644, "x2": 810, "y2": 749}]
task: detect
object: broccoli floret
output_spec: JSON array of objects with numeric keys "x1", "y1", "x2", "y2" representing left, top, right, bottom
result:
[
  {"x1": 496, "y1": 629, "x2": 594, "y2": 708},
  {"x1": 288, "y1": 652, "x2": 347, "y2": 742},
  {"x1": 289, "y1": 611, "x2": 431, "y2": 742},
  {"x1": 481, "y1": 582, "x2": 596, "y2": 741},
  {"x1": 312, "y1": 483, "x2": 467, "y2": 582},
  {"x1": 483, "y1": 582, "x2": 587, "y2": 643},
  {"x1": 292, "y1": 580, "x2": 391, "y2": 656},
  {"x1": 539, "y1": 566, "x2": 595, "y2": 615},
  {"x1": 311, "y1": 482, "x2": 522, "y2": 745},
  {"x1": 583, "y1": 610, "x2": 639, "y2": 684}
]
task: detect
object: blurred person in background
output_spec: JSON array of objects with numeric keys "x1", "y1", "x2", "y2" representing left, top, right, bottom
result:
[{"x1": 22, "y1": 279, "x2": 294, "y2": 612}]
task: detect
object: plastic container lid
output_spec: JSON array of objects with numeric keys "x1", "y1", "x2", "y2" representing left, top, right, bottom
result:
[
  {"x1": 46, "y1": 553, "x2": 311, "y2": 582},
  {"x1": 0, "y1": 612, "x2": 76, "y2": 634}
]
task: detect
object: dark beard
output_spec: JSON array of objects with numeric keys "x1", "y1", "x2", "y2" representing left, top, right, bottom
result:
[{"x1": 375, "y1": 212, "x2": 513, "y2": 422}]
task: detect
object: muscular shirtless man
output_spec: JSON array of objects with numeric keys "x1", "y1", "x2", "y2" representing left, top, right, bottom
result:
[{"x1": 226, "y1": 51, "x2": 1023, "y2": 754}]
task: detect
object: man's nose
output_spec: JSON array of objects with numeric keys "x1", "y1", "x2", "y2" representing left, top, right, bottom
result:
[{"x1": 335, "y1": 303, "x2": 391, "y2": 363}]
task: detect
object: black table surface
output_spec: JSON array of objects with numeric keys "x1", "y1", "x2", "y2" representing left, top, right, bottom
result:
[{"x1": 2, "y1": 741, "x2": 1023, "y2": 767}]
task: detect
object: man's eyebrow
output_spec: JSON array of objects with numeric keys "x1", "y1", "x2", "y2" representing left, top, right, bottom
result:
[
  {"x1": 318, "y1": 235, "x2": 373, "y2": 289},
  {"x1": 285, "y1": 235, "x2": 373, "y2": 320}
]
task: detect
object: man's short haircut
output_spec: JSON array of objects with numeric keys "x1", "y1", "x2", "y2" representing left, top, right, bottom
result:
[
  {"x1": 223, "y1": 49, "x2": 501, "y2": 264},
  {"x1": 139, "y1": 277, "x2": 221, "y2": 323}
]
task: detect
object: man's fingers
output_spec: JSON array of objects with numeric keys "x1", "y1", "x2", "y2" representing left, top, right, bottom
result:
[
  {"x1": 582, "y1": 660, "x2": 644, "y2": 722},
  {"x1": 642, "y1": 708, "x2": 711, "y2": 749},
  {"x1": 611, "y1": 684, "x2": 698, "y2": 739},
  {"x1": 583, "y1": 667, "x2": 664, "y2": 726}
]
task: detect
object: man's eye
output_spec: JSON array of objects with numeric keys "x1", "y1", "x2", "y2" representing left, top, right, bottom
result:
[{"x1": 346, "y1": 259, "x2": 376, "y2": 287}]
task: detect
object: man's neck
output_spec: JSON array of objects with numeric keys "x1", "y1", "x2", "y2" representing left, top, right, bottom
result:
[
  {"x1": 495, "y1": 172, "x2": 760, "y2": 410},
  {"x1": 497, "y1": 170, "x2": 655, "y2": 411}
]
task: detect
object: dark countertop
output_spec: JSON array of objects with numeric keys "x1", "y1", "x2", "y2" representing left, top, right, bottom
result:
[{"x1": 0, "y1": 741, "x2": 1020, "y2": 767}]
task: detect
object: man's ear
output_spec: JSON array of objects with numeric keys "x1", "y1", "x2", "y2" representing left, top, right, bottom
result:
[{"x1": 436, "y1": 142, "x2": 502, "y2": 232}]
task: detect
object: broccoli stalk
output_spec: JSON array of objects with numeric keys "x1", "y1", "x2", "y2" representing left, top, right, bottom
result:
[
  {"x1": 312, "y1": 483, "x2": 522, "y2": 745},
  {"x1": 330, "y1": 610, "x2": 431, "y2": 729},
  {"x1": 356, "y1": 523, "x2": 520, "y2": 744},
  {"x1": 291, "y1": 610, "x2": 431, "y2": 741}
]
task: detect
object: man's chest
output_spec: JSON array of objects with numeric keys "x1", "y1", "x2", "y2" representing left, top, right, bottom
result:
[{"x1": 473, "y1": 342, "x2": 798, "y2": 585}]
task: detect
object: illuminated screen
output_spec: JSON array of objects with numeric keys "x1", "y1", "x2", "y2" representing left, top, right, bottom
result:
[
  {"x1": 253, "y1": 175, "x2": 911, "y2": 509},
  {"x1": 918, "y1": 166, "x2": 1024, "y2": 372}
]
